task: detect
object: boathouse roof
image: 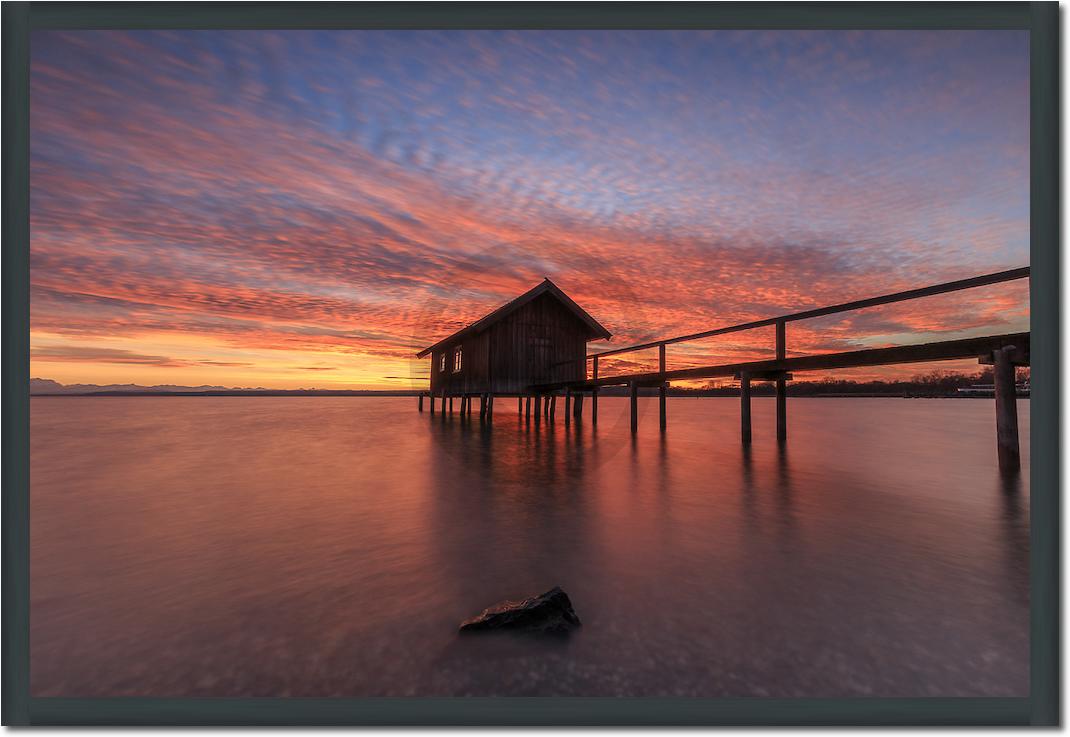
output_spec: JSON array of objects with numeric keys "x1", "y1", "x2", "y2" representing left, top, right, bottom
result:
[{"x1": 416, "y1": 278, "x2": 611, "y2": 358}]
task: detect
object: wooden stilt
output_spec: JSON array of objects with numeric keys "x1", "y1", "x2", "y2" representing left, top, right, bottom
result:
[
  {"x1": 418, "y1": 394, "x2": 424, "y2": 412},
  {"x1": 525, "y1": 395, "x2": 531, "y2": 419},
  {"x1": 629, "y1": 382, "x2": 638, "y2": 433},
  {"x1": 518, "y1": 396, "x2": 522, "y2": 414},
  {"x1": 993, "y1": 346, "x2": 1021, "y2": 472},
  {"x1": 449, "y1": 396, "x2": 454, "y2": 414},
  {"x1": 429, "y1": 393, "x2": 435, "y2": 415},
  {"x1": 775, "y1": 379, "x2": 787, "y2": 442},
  {"x1": 534, "y1": 394, "x2": 542, "y2": 422},
  {"x1": 573, "y1": 392, "x2": 583, "y2": 419},
  {"x1": 591, "y1": 388, "x2": 598, "y2": 426},
  {"x1": 659, "y1": 383, "x2": 667, "y2": 431},
  {"x1": 775, "y1": 320, "x2": 787, "y2": 443},
  {"x1": 544, "y1": 394, "x2": 550, "y2": 418},
  {"x1": 550, "y1": 394, "x2": 557, "y2": 420},
  {"x1": 487, "y1": 393, "x2": 494, "y2": 419},
  {"x1": 740, "y1": 374, "x2": 752, "y2": 444},
  {"x1": 565, "y1": 388, "x2": 571, "y2": 427},
  {"x1": 479, "y1": 394, "x2": 487, "y2": 421}
]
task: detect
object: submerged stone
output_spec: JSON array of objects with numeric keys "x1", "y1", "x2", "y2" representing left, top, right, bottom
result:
[{"x1": 459, "y1": 587, "x2": 581, "y2": 634}]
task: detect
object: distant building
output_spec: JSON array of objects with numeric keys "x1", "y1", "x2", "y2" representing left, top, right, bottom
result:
[{"x1": 416, "y1": 279, "x2": 611, "y2": 396}]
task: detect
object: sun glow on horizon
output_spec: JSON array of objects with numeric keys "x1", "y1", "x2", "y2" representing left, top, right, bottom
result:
[{"x1": 30, "y1": 30, "x2": 1029, "y2": 389}]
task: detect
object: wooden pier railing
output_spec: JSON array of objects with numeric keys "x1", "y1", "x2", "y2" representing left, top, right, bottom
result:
[{"x1": 531, "y1": 266, "x2": 1030, "y2": 471}]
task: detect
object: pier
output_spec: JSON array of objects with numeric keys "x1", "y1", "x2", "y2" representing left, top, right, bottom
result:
[{"x1": 420, "y1": 267, "x2": 1029, "y2": 472}]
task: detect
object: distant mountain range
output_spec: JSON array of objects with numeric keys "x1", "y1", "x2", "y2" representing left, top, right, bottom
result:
[
  {"x1": 31, "y1": 378, "x2": 253, "y2": 394},
  {"x1": 30, "y1": 378, "x2": 421, "y2": 396}
]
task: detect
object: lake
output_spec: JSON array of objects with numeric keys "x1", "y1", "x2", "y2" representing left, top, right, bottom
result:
[{"x1": 30, "y1": 396, "x2": 1029, "y2": 697}]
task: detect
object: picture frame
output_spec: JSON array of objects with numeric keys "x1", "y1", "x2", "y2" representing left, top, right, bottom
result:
[{"x1": 2, "y1": 1, "x2": 1059, "y2": 726}]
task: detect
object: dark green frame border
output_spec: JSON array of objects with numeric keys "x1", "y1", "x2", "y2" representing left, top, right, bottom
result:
[{"x1": 2, "y1": 2, "x2": 1059, "y2": 726}]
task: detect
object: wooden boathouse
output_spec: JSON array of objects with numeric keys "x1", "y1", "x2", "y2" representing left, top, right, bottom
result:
[
  {"x1": 418, "y1": 267, "x2": 1030, "y2": 472},
  {"x1": 415, "y1": 278, "x2": 611, "y2": 418}
]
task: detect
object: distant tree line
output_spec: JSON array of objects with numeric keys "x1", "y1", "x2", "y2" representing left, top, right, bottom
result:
[{"x1": 596, "y1": 367, "x2": 1030, "y2": 397}]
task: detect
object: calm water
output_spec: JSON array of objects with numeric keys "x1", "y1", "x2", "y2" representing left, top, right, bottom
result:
[{"x1": 31, "y1": 396, "x2": 1029, "y2": 697}]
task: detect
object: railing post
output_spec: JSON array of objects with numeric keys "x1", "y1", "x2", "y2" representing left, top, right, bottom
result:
[
  {"x1": 740, "y1": 373, "x2": 752, "y2": 444},
  {"x1": 630, "y1": 381, "x2": 639, "y2": 433},
  {"x1": 775, "y1": 321, "x2": 787, "y2": 443},
  {"x1": 993, "y1": 346, "x2": 1021, "y2": 472},
  {"x1": 590, "y1": 357, "x2": 599, "y2": 427}
]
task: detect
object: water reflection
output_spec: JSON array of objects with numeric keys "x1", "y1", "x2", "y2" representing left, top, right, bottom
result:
[{"x1": 30, "y1": 396, "x2": 1030, "y2": 697}]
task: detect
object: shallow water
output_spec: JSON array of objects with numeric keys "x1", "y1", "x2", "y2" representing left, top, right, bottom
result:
[{"x1": 30, "y1": 396, "x2": 1029, "y2": 696}]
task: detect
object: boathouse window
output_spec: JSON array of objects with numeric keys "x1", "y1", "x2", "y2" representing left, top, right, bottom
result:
[
  {"x1": 453, "y1": 347, "x2": 463, "y2": 373},
  {"x1": 439, "y1": 353, "x2": 446, "y2": 372}
]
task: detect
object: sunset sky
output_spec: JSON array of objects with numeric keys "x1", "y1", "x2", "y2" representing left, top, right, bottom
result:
[{"x1": 31, "y1": 30, "x2": 1029, "y2": 389}]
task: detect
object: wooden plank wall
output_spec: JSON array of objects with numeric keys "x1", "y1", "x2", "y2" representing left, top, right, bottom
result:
[
  {"x1": 428, "y1": 292, "x2": 589, "y2": 395},
  {"x1": 487, "y1": 293, "x2": 587, "y2": 393}
]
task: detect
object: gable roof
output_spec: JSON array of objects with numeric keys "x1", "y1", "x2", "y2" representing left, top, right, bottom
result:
[{"x1": 416, "y1": 279, "x2": 611, "y2": 358}]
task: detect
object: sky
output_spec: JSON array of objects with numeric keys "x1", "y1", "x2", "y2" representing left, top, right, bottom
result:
[{"x1": 30, "y1": 30, "x2": 1030, "y2": 389}]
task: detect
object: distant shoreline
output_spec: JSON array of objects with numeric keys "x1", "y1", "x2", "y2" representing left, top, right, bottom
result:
[{"x1": 31, "y1": 391, "x2": 1028, "y2": 399}]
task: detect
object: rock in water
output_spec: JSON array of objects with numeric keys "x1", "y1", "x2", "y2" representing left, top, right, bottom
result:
[{"x1": 459, "y1": 587, "x2": 581, "y2": 634}]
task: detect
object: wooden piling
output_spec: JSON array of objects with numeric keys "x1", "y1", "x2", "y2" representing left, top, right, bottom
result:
[
  {"x1": 525, "y1": 395, "x2": 531, "y2": 419},
  {"x1": 544, "y1": 394, "x2": 551, "y2": 418},
  {"x1": 518, "y1": 396, "x2": 523, "y2": 414},
  {"x1": 590, "y1": 357, "x2": 599, "y2": 425},
  {"x1": 534, "y1": 395, "x2": 542, "y2": 422},
  {"x1": 740, "y1": 374, "x2": 752, "y2": 444},
  {"x1": 487, "y1": 393, "x2": 494, "y2": 419},
  {"x1": 550, "y1": 394, "x2": 557, "y2": 420},
  {"x1": 630, "y1": 382, "x2": 638, "y2": 433},
  {"x1": 659, "y1": 383, "x2": 667, "y2": 431},
  {"x1": 479, "y1": 394, "x2": 487, "y2": 421},
  {"x1": 993, "y1": 346, "x2": 1021, "y2": 472},
  {"x1": 565, "y1": 388, "x2": 571, "y2": 427},
  {"x1": 419, "y1": 394, "x2": 424, "y2": 412},
  {"x1": 573, "y1": 392, "x2": 583, "y2": 419},
  {"x1": 775, "y1": 379, "x2": 787, "y2": 442},
  {"x1": 775, "y1": 320, "x2": 787, "y2": 442},
  {"x1": 429, "y1": 393, "x2": 435, "y2": 415}
]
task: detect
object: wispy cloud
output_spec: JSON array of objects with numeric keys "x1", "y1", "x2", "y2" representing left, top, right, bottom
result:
[{"x1": 30, "y1": 30, "x2": 1029, "y2": 387}]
